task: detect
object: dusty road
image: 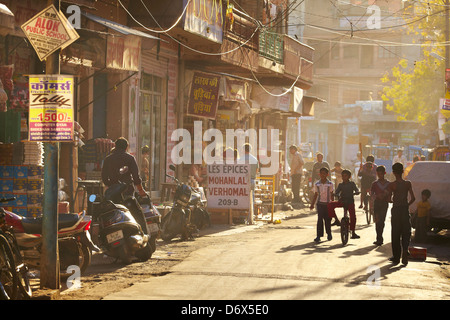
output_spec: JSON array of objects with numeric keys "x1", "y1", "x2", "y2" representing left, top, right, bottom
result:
[{"x1": 53, "y1": 204, "x2": 450, "y2": 301}]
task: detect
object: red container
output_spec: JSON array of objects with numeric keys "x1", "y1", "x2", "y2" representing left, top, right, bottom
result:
[{"x1": 409, "y1": 246, "x2": 427, "y2": 260}]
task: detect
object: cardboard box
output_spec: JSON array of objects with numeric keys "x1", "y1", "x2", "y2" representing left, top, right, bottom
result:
[
  {"x1": 409, "y1": 246, "x2": 427, "y2": 260},
  {"x1": 27, "y1": 179, "x2": 43, "y2": 193},
  {"x1": 14, "y1": 207, "x2": 28, "y2": 217},
  {"x1": 0, "y1": 166, "x2": 14, "y2": 179},
  {"x1": 27, "y1": 165, "x2": 43, "y2": 178},
  {"x1": 13, "y1": 166, "x2": 28, "y2": 179},
  {"x1": 13, "y1": 178, "x2": 28, "y2": 193},
  {"x1": 27, "y1": 206, "x2": 42, "y2": 218},
  {"x1": 13, "y1": 193, "x2": 27, "y2": 207},
  {"x1": 0, "y1": 179, "x2": 14, "y2": 192},
  {"x1": 27, "y1": 193, "x2": 43, "y2": 206}
]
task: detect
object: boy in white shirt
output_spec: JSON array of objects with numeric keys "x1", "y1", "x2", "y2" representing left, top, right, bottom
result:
[{"x1": 310, "y1": 167, "x2": 334, "y2": 242}]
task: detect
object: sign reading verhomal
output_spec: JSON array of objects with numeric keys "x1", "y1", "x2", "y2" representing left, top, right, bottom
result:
[
  {"x1": 21, "y1": 4, "x2": 79, "y2": 61},
  {"x1": 207, "y1": 164, "x2": 250, "y2": 210}
]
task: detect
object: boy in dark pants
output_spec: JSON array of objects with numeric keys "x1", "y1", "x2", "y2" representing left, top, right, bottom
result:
[
  {"x1": 388, "y1": 163, "x2": 416, "y2": 265},
  {"x1": 371, "y1": 166, "x2": 390, "y2": 246},
  {"x1": 310, "y1": 168, "x2": 334, "y2": 242}
]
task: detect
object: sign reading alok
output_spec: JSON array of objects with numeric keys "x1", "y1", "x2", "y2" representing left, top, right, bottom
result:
[{"x1": 21, "y1": 4, "x2": 79, "y2": 61}]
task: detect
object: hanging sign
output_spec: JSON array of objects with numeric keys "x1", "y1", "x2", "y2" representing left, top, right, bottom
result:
[
  {"x1": 21, "y1": 4, "x2": 79, "y2": 61},
  {"x1": 28, "y1": 74, "x2": 74, "y2": 142},
  {"x1": 187, "y1": 72, "x2": 220, "y2": 119},
  {"x1": 207, "y1": 164, "x2": 250, "y2": 210}
]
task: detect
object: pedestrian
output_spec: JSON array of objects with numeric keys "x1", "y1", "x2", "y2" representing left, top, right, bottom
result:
[
  {"x1": 387, "y1": 162, "x2": 416, "y2": 265},
  {"x1": 414, "y1": 189, "x2": 431, "y2": 243},
  {"x1": 327, "y1": 169, "x2": 360, "y2": 238},
  {"x1": 289, "y1": 145, "x2": 304, "y2": 203},
  {"x1": 310, "y1": 167, "x2": 334, "y2": 242},
  {"x1": 141, "y1": 145, "x2": 150, "y2": 190},
  {"x1": 371, "y1": 165, "x2": 390, "y2": 246},
  {"x1": 358, "y1": 155, "x2": 377, "y2": 210},
  {"x1": 331, "y1": 161, "x2": 343, "y2": 189},
  {"x1": 393, "y1": 149, "x2": 407, "y2": 167},
  {"x1": 312, "y1": 152, "x2": 330, "y2": 183}
]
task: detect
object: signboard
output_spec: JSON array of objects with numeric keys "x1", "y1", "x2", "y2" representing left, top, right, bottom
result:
[
  {"x1": 440, "y1": 97, "x2": 450, "y2": 119},
  {"x1": 183, "y1": 0, "x2": 223, "y2": 43},
  {"x1": 21, "y1": 5, "x2": 79, "y2": 61},
  {"x1": 187, "y1": 72, "x2": 220, "y2": 119},
  {"x1": 28, "y1": 75, "x2": 74, "y2": 141},
  {"x1": 207, "y1": 164, "x2": 250, "y2": 210},
  {"x1": 106, "y1": 35, "x2": 141, "y2": 71}
]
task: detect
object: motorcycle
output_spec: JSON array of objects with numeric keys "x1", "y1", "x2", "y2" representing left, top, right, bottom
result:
[
  {"x1": 89, "y1": 182, "x2": 152, "y2": 264},
  {"x1": 1, "y1": 198, "x2": 95, "y2": 277},
  {"x1": 160, "y1": 165, "x2": 210, "y2": 241},
  {"x1": 137, "y1": 194, "x2": 161, "y2": 255}
]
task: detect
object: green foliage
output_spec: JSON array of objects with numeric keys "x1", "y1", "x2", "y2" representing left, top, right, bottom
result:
[{"x1": 381, "y1": 0, "x2": 448, "y2": 127}]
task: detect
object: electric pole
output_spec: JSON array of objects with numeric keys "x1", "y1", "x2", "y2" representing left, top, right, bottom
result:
[{"x1": 40, "y1": 0, "x2": 61, "y2": 290}]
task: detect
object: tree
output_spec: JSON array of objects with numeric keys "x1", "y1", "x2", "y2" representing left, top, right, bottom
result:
[{"x1": 381, "y1": 1, "x2": 447, "y2": 131}]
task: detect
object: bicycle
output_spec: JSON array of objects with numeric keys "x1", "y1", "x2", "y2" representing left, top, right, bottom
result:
[
  {"x1": 0, "y1": 199, "x2": 32, "y2": 299},
  {"x1": 340, "y1": 204, "x2": 351, "y2": 246},
  {"x1": 363, "y1": 191, "x2": 373, "y2": 224},
  {"x1": 0, "y1": 233, "x2": 18, "y2": 300}
]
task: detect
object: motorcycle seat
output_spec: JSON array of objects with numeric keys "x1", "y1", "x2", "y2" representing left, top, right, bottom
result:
[{"x1": 21, "y1": 213, "x2": 81, "y2": 234}]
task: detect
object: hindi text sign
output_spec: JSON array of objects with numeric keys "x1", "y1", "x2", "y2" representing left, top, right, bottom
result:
[
  {"x1": 28, "y1": 75, "x2": 74, "y2": 142},
  {"x1": 187, "y1": 72, "x2": 220, "y2": 119}
]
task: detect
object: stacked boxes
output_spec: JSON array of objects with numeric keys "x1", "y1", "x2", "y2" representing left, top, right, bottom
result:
[{"x1": 0, "y1": 164, "x2": 43, "y2": 217}]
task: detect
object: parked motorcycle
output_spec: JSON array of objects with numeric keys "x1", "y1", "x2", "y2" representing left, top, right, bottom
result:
[
  {"x1": 160, "y1": 165, "x2": 210, "y2": 241},
  {"x1": 137, "y1": 194, "x2": 161, "y2": 255},
  {"x1": 1, "y1": 198, "x2": 95, "y2": 277},
  {"x1": 89, "y1": 182, "x2": 152, "y2": 264}
]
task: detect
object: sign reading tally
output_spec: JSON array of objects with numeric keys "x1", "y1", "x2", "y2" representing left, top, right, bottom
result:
[
  {"x1": 28, "y1": 75, "x2": 74, "y2": 142},
  {"x1": 21, "y1": 4, "x2": 79, "y2": 61},
  {"x1": 207, "y1": 164, "x2": 250, "y2": 210}
]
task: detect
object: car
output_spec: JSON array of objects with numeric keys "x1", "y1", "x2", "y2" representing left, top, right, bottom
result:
[{"x1": 405, "y1": 161, "x2": 450, "y2": 230}]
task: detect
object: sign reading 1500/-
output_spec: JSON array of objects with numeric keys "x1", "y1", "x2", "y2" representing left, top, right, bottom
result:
[{"x1": 28, "y1": 75, "x2": 74, "y2": 142}]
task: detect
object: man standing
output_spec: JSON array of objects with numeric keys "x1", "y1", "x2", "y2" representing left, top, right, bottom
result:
[
  {"x1": 393, "y1": 149, "x2": 407, "y2": 167},
  {"x1": 312, "y1": 152, "x2": 330, "y2": 183},
  {"x1": 289, "y1": 145, "x2": 304, "y2": 203}
]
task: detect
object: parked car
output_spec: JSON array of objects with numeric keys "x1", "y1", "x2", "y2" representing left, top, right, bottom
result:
[{"x1": 405, "y1": 161, "x2": 450, "y2": 230}]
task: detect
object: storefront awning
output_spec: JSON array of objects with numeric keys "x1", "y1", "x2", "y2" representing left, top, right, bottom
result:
[
  {"x1": 0, "y1": 4, "x2": 14, "y2": 36},
  {"x1": 302, "y1": 95, "x2": 326, "y2": 117},
  {"x1": 81, "y1": 12, "x2": 163, "y2": 41}
]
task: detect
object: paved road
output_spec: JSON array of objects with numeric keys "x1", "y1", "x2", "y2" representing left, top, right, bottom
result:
[{"x1": 104, "y1": 202, "x2": 450, "y2": 300}]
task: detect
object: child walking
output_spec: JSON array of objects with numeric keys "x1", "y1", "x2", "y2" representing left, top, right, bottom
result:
[
  {"x1": 327, "y1": 169, "x2": 360, "y2": 239},
  {"x1": 371, "y1": 165, "x2": 390, "y2": 246},
  {"x1": 387, "y1": 163, "x2": 416, "y2": 265},
  {"x1": 310, "y1": 167, "x2": 334, "y2": 242},
  {"x1": 414, "y1": 189, "x2": 431, "y2": 243}
]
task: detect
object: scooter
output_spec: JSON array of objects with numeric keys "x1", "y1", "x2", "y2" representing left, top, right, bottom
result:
[
  {"x1": 160, "y1": 165, "x2": 209, "y2": 241},
  {"x1": 137, "y1": 194, "x2": 160, "y2": 255},
  {"x1": 89, "y1": 183, "x2": 151, "y2": 264},
  {"x1": 1, "y1": 197, "x2": 96, "y2": 276}
]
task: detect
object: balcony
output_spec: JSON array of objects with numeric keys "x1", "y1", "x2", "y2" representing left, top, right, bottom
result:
[{"x1": 127, "y1": 1, "x2": 314, "y2": 89}]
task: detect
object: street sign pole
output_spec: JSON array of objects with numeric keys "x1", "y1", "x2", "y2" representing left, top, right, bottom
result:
[{"x1": 40, "y1": 0, "x2": 60, "y2": 290}]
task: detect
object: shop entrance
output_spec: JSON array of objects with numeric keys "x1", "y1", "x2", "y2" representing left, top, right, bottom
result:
[{"x1": 140, "y1": 73, "x2": 162, "y2": 191}]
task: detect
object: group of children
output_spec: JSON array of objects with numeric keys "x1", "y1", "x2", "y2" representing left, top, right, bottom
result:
[{"x1": 309, "y1": 160, "x2": 431, "y2": 266}]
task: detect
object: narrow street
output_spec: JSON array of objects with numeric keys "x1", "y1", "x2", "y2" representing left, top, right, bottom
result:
[{"x1": 58, "y1": 200, "x2": 450, "y2": 301}]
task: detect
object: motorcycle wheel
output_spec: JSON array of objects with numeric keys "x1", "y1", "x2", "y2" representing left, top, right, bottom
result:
[
  {"x1": 118, "y1": 244, "x2": 132, "y2": 265},
  {"x1": 59, "y1": 240, "x2": 92, "y2": 278},
  {"x1": 160, "y1": 213, "x2": 176, "y2": 242},
  {"x1": 0, "y1": 234, "x2": 18, "y2": 300},
  {"x1": 135, "y1": 244, "x2": 152, "y2": 262}
]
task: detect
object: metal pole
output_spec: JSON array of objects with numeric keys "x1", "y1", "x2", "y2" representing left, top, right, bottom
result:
[
  {"x1": 40, "y1": 0, "x2": 60, "y2": 290},
  {"x1": 446, "y1": 0, "x2": 449, "y2": 70}
]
